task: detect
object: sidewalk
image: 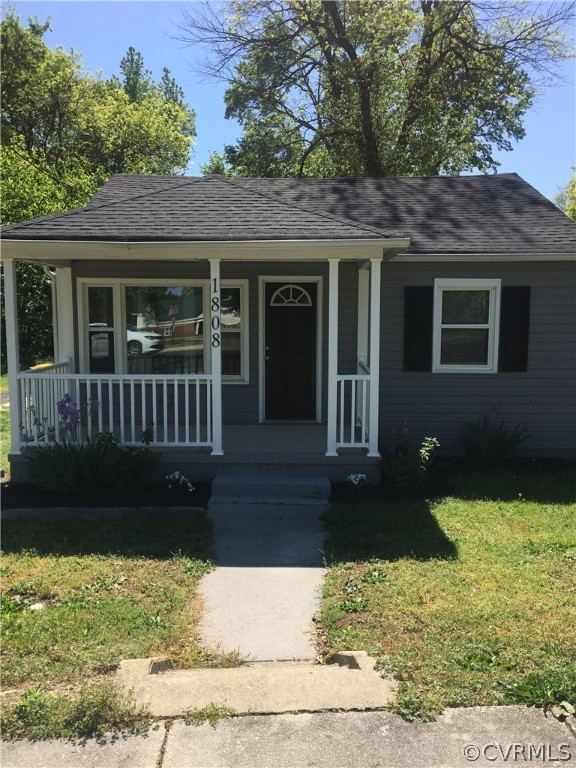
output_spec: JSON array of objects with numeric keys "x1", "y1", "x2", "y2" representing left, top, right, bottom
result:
[{"x1": 2, "y1": 707, "x2": 574, "y2": 768}]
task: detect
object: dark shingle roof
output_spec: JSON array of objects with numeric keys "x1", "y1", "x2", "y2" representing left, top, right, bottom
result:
[
  {"x1": 1, "y1": 175, "x2": 397, "y2": 243},
  {"x1": 246, "y1": 174, "x2": 576, "y2": 255},
  {"x1": 3, "y1": 172, "x2": 575, "y2": 255}
]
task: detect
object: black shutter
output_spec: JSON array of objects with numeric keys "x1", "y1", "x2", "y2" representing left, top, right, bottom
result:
[
  {"x1": 499, "y1": 286, "x2": 530, "y2": 372},
  {"x1": 404, "y1": 286, "x2": 433, "y2": 371}
]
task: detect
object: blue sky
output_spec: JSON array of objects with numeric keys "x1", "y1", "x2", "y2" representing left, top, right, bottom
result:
[{"x1": 11, "y1": 0, "x2": 576, "y2": 202}]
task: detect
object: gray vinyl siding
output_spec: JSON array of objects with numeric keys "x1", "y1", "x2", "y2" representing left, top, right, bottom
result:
[
  {"x1": 73, "y1": 258, "x2": 575, "y2": 457},
  {"x1": 379, "y1": 260, "x2": 576, "y2": 458}
]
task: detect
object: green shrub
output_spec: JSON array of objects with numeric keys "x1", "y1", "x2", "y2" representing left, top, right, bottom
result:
[
  {"x1": 462, "y1": 416, "x2": 530, "y2": 466},
  {"x1": 381, "y1": 431, "x2": 440, "y2": 493},
  {"x1": 24, "y1": 433, "x2": 119, "y2": 493},
  {"x1": 24, "y1": 432, "x2": 159, "y2": 494},
  {"x1": 109, "y1": 444, "x2": 160, "y2": 493}
]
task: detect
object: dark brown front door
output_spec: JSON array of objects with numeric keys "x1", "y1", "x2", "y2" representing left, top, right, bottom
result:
[{"x1": 265, "y1": 282, "x2": 317, "y2": 420}]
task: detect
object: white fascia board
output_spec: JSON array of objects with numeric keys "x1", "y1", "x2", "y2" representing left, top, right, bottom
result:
[
  {"x1": 1, "y1": 238, "x2": 410, "y2": 263},
  {"x1": 392, "y1": 252, "x2": 576, "y2": 262}
]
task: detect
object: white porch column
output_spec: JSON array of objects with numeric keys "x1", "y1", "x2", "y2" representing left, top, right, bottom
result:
[
  {"x1": 3, "y1": 259, "x2": 22, "y2": 455},
  {"x1": 368, "y1": 257, "x2": 383, "y2": 457},
  {"x1": 357, "y1": 265, "x2": 370, "y2": 366},
  {"x1": 51, "y1": 266, "x2": 75, "y2": 366},
  {"x1": 325, "y1": 258, "x2": 340, "y2": 456},
  {"x1": 209, "y1": 258, "x2": 224, "y2": 455}
]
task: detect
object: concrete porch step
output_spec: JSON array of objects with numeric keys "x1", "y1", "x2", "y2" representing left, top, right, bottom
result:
[
  {"x1": 210, "y1": 474, "x2": 331, "y2": 505},
  {"x1": 116, "y1": 652, "x2": 397, "y2": 717}
]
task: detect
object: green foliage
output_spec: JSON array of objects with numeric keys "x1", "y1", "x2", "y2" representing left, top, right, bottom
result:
[
  {"x1": 556, "y1": 168, "x2": 576, "y2": 221},
  {"x1": 0, "y1": 9, "x2": 196, "y2": 372},
  {"x1": 24, "y1": 433, "x2": 117, "y2": 493},
  {"x1": 110, "y1": 442, "x2": 160, "y2": 494},
  {"x1": 23, "y1": 432, "x2": 159, "y2": 494},
  {"x1": 502, "y1": 665, "x2": 576, "y2": 713},
  {"x1": 462, "y1": 415, "x2": 530, "y2": 466},
  {"x1": 183, "y1": 703, "x2": 236, "y2": 727},
  {"x1": 1, "y1": 593, "x2": 26, "y2": 629},
  {"x1": 381, "y1": 432, "x2": 440, "y2": 493},
  {"x1": 0, "y1": 9, "x2": 196, "y2": 187},
  {"x1": 181, "y1": 0, "x2": 572, "y2": 177},
  {"x1": 1, "y1": 407, "x2": 11, "y2": 476},
  {"x1": 0, "y1": 684, "x2": 151, "y2": 741}
]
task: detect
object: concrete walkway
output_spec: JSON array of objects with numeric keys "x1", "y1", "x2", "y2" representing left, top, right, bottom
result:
[
  {"x1": 199, "y1": 502, "x2": 326, "y2": 661},
  {"x1": 3, "y1": 707, "x2": 574, "y2": 768}
]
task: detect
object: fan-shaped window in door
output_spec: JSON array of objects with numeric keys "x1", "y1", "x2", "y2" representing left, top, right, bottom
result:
[{"x1": 269, "y1": 284, "x2": 313, "y2": 307}]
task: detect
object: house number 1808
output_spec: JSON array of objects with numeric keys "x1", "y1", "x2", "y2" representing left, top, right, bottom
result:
[{"x1": 211, "y1": 278, "x2": 221, "y2": 348}]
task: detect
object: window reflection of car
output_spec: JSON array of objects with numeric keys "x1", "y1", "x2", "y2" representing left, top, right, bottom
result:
[
  {"x1": 127, "y1": 324, "x2": 164, "y2": 357},
  {"x1": 89, "y1": 323, "x2": 164, "y2": 358}
]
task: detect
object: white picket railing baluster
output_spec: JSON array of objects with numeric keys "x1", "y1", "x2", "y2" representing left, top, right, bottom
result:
[
  {"x1": 335, "y1": 371, "x2": 371, "y2": 450},
  {"x1": 16, "y1": 367, "x2": 214, "y2": 449}
]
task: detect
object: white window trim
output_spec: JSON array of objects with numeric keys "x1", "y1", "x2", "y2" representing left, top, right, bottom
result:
[
  {"x1": 433, "y1": 278, "x2": 501, "y2": 374},
  {"x1": 78, "y1": 278, "x2": 249, "y2": 382},
  {"x1": 222, "y1": 280, "x2": 249, "y2": 384},
  {"x1": 80, "y1": 281, "x2": 123, "y2": 373}
]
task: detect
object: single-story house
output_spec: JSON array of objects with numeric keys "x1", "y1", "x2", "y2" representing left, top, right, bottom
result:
[{"x1": 3, "y1": 173, "x2": 575, "y2": 482}]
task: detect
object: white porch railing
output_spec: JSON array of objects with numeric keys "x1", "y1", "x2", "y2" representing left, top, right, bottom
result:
[
  {"x1": 335, "y1": 361, "x2": 371, "y2": 450},
  {"x1": 18, "y1": 366, "x2": 214, "y2": 448}
]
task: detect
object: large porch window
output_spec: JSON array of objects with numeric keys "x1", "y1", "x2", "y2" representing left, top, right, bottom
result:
[{"x1": 81, "y1": 280, "x2": 248, "y2": 380}]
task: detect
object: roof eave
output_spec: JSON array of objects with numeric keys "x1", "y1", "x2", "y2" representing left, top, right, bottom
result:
[
  {"x1": 1, "y1": 237, "x2": 411, "y2": 263},
  {"x1": 393, "y1": 251, "x2": 576, "y2": 262}
]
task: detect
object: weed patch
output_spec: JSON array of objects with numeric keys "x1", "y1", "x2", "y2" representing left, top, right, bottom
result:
[
  {"x1": 182, "y1": 703, "x2": 236, "y2": 728},
  {"x1": 0, "y1": 683, "x2": 151, "y2": 741}
]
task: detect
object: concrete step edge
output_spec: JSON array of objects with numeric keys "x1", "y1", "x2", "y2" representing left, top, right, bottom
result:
[{"x1": 208, "y1": 495, "x2": 329, "y2": 506}]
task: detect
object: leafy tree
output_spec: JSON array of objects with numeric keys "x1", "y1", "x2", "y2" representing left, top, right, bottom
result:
[
  {"x1": 0, "y1": 9, "x2": 197, "y2": 370},
  {"x1": 567, "y1": 173, "x2": 576, "y2": 221},
  {"x1": 555, "y1": 169, "x2": 576, "y2": 220},
  {"x1": 178, "y1": 0, "x2": 574, "y2": 178},
  {"x1": 120, "y1": 46, "x2": 152, "y2": 102}
]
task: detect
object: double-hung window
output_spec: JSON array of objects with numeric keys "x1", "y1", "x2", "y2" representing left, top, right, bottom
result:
[{"x1": 432, "y1": 278, "x2": 501, "y2": 373}]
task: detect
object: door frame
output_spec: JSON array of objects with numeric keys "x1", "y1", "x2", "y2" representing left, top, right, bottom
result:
[{"x1": 258, "y1": 275, "x2": 323, "y2": 423}]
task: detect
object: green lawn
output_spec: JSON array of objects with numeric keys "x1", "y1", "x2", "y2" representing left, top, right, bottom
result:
[
  {"x1": 1, "y1": 511, "x2": 240, "y2": 739},
  {"x1": 0, "y1": 407, "x2": 10, "y2": 477},
  {"x1": 1, "y1": 373, "x2": 10, "y2": 477},
  {"x1": 320, "y1": 465, "x2": 576, "y2": 720}
]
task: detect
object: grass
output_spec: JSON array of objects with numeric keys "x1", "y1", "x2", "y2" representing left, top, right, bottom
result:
[
  {"x1": 1, "y1": 406, "x2": 10, "y2": 477},
  {"x1": 1, "y1": 510, "x2": 239, "y2": 740},
  {"x1": 1, "y1": 371, "x2": 10, "y2": 478},
  {"x1": 320, "y1": 464, "x2": 576, "y2": 720}
]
